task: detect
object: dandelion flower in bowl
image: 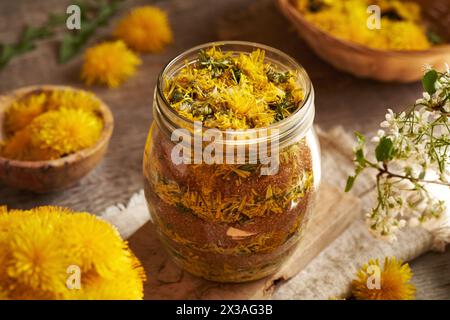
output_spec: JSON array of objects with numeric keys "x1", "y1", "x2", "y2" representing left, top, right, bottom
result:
[{"x1": 28, "y1": 108, "x2": 103, "y2": 159}]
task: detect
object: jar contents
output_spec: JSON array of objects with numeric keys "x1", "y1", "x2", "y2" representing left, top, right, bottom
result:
[
  {"x1": 144, "y1": 45, "x2": 317, "y2": 282},
  {"x1": 164, "y1": 47, "x2": 304, "y2": 129}
]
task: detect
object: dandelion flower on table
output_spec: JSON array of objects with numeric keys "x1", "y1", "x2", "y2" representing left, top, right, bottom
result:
[
  {"x1": 81, "y1": 40, "x2": 141, "y2": 88},
  {"x1": 352, "y1": 257, "x2": 416, "y2": 300},
  {"x1": 114, "y1": 6, "x2": 173, "y2": 53},
  {"x1": 0, "y1": 206, "x2": 146, "y2": 300},
  {"x1": 61, "y1": 212, "x2": 133, "y2": 278},
  {"x1": 7, "y1": 209, "x2": 71, "y2": 293},
  {"x1": 68, "y1": 251, "x2": 145, "y2": 300}
]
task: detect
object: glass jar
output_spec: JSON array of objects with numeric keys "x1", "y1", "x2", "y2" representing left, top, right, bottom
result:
[{"x1": 143, "y1": 41, "x2": 321, "y2": 282}]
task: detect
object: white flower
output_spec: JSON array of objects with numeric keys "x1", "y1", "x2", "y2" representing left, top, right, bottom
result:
[
  {"x1": 380, "y1": 121, "x2": 389, "y2": 128},
  {"x1": 371, "y1": 136, "x2": 380, "y2": 143},
  {"x1": 409, "y1": 218, "x2": 420, "y2": 227},
  {"x1": 423, "y1": 64, "x2": 433, "y2": 72},
  {"x1": 360, "y1": 68, "x2": 450, "y2": 241}
]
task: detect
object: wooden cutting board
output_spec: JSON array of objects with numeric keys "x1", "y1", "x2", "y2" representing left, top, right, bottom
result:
[{"x1": 128, "y1": 182, "x2": 361, "y2": 299}]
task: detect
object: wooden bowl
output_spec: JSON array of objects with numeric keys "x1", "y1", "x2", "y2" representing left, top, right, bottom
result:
[
  {"x1": 277, "y1": 0, "x2": 450, "y2": 82},
  {"x1": 0, "y1": 85, "x2": 114, "y2": 193}
]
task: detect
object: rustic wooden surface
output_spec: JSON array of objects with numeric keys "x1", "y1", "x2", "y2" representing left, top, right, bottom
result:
[{"x1": 0, "y1": 0, "x2": 448, "y2": 299}]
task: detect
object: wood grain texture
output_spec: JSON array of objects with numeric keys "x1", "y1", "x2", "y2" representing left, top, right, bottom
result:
[{"x1": 0, "y1": 0, "x2": 448, "y2": 299}]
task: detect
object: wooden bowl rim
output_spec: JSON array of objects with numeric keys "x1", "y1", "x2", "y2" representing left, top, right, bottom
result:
[
  {"x1": 278, "y1": 0, "x2": 450, "y2": 57},
  {"x1": 0, "y1": 85, "x2": 114, "y2": 169}
]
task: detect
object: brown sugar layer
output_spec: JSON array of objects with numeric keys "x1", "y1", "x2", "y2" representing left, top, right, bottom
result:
[{"x1": 144, "y1": 46, "x2": 315, "y2": 282}]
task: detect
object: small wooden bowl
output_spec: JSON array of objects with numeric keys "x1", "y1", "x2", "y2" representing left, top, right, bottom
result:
[
  {"x1": 277, "y1": 0, "x2": 450, "y2": 82},
  {"x1": 0, "y1": 85, "x2": 114, "y2": 193}
]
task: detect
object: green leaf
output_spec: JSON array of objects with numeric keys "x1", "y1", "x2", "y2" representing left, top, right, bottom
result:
[
  {"x1": 422, "y1": 70, "x2": 438, "y2": 95},
  {"x1": 427, "y1": 30, "x2": 443, "y2": 45},
  {"x1": 58, "y1": 1, "x2": 120, "y2": 63},
  {"x1": 419, "y1": 170, "x2": 426, "y2": 180},
  {"x1": 59, "y1": 35, "x2": 77, "y2": 64},
  {"x1": 58, "y1": 28, "x2": 96, "y2": 63},
  {"x1": 21, "y1": 25, "x2": 52, "y2": 43},
  {"x1": 0, "y1": 10, "x2": 65, "y2": 69},
  {"x1": 14, "y1": 41, "x2": 35, "y2": 55},
  {"x1": 0, "y1": 44, "x2": 16, "y2": 67},
  {"x1": 375, "y1": 137, "x2": 394, "y2": 162},
  {"x1": 355, "y1": 131, "x2": 365, "y2": 144},
  {"x1": 0, "y1": 0, "x2": 122, "y2": 69},
  {"x1": 355, "y1": 148, "x2": 366, "y2": 166},
  {"x1": 96, "y1": 1, "x2": 119, "y2": 25},
  {"x1": 238, "y1": 164, "x2": 258, "y2": 172},
  {"x1": 48, "y1": 13, "x2": 68, "y2": 27},
  {"x1": 345, "y1": 176, "x2": 356, "y2": 192}
]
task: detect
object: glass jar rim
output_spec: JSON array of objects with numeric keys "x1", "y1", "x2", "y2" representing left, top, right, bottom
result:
[{"x1": 155, "y1": 41, "x2": 315, "y2": 145}]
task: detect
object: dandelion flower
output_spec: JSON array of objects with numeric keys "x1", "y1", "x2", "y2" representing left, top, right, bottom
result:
[
  {"x1": 61, "y1": 212, "x2": 131, "y2": 278},
  {"x1": 69, "y1": 253, "x2": 145, "y2": 300},
  {"x1": 296, "y1": 0, "x2": 431, "y2": 51},
  {"x1": 81, "y1": 41, "x2": 141, "y2": 88},
  {"x1": 7, "y1": 210, "x2": 70, "y2": 293},
  {"x1": 4, "y1": 93, "x2": 47, "y2": 135},
  {"x1": 0, "y1": 129, "x2": 33, "y2": 161},
  {"x1": 0, "y1": 206, "x2": 146, "y2": 300},
  {"x1": 46, "y1": 90, "x2": 100, "y2": 113},
  {"x1": 29, "y1": 108, "x2": 103, "y2": 158},
  {"x1": 0, "y1": 286, "x2": 8, "y2": 300},
  {"x1": 0, "y1": 211, "x2": 9, "y2": 283},
  {"x1": 3, "y1": 89, "x2": 100, "y2": 138},
  {"x1": 0, "y1": 89, "x2": 104, "y2": 161},
  {"x1": 352, "y1": 257, "x2": 416, "y2": 300},
  {"x1": 114, "y1": 6, "x2": 173, "y2": 53}
]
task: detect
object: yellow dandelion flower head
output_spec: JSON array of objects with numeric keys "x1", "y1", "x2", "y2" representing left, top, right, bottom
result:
[
  {"x1": 382, "y1": 21, "x2": 430, "y2": 50},
  {"x1": 4, "y1": 93, "x2": 47, "y2": 135},
  {"x1": 0, "y1": 206, "x2": 145, "y2": 300},
  {"x1": 6, "y1": 207, "x2": 70, "y2": 294},
  {"x1": 0, "y1": 128, "x2": 60, "y2": 161},
  {"x1": 46, "y1": 89, "x2": 101, "y2": 113},
  {"x1": 236, "y1": 49, "x2": 266, "y2": 84},
  {"x1": 0, "y1": 89, "x2": 104, "y2": 161},
  {"x1": 29, "y1": 108, "x2": 103, "y2": 157},
  {"x1": 114, "y1": 6, "x2": 173, "y2": 53},
  {"x1": 0, "y1": 129, "x2": 33, "y2": 161},
  {"x1": 61, "y1": 212, "x2": 130, "y2": 277},
  {"x1": 0, "y1": 207, "x2": 10, "y2": 283},
  {"x1": 67, "y1": 251, "x2": 145, "y2": 300},
  {"x1": 297, "y1": 0, "x2": 431, "y2": 51},
  {"x1": 81, "y1": 40, "x2": 141, "y2": 88},
  {"x1": 352, "y1": 257, "x2": 416, "y2": 300}
]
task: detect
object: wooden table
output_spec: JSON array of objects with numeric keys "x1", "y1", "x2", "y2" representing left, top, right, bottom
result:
[{"x1": 0, "y1": 0, "x2": 449, "y2": 299}]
